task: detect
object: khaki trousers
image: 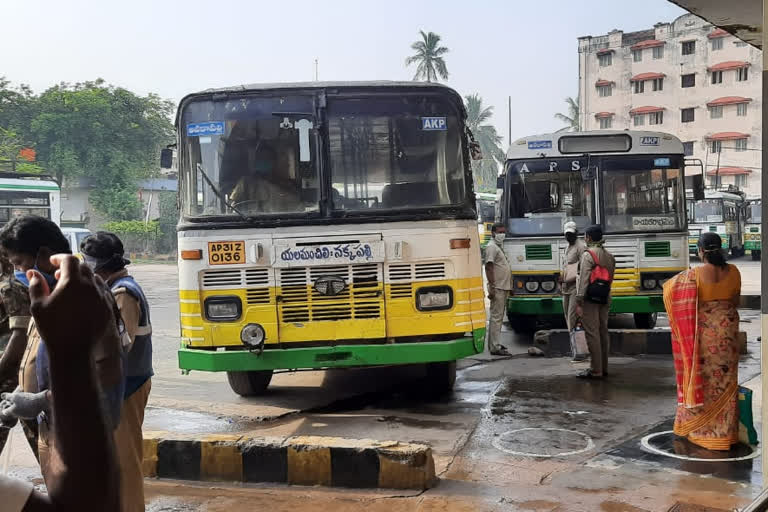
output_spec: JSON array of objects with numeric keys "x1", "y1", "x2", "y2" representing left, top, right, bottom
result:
[
  {"x1": 562, "y1": 292, "x2": 579, "y2": 331},
  {"x1": 581, "y1": 301, "x2": 610, "y2": 375},
  {"x1": 114, "y1": 378, "x2": 151, "y2": 512},
  {"x1": 488, "y1": 288, "x2": 510, "y2": 351}
]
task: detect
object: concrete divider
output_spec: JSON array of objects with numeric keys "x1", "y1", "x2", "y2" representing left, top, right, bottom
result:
[
  {"x1": 533, "y1": 329, "x2": 748, "y2": 357},
  {"x1": 142, "y1": 432, "x2": 436, "y2": 490}
]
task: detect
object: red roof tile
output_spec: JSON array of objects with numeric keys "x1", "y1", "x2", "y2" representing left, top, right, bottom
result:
[
  {"x1": 597, "y1": 48, "x2": 614, "y2": 55},
  {"x1": 594, "y1": 112, "x2": 614, "y2": 118},
  {"x1": 595, "y1": 80, "x2": 614, "y2": 87},
  {"x1": 708, "y1": 28, "x2": 729, "y2": 39},
  {"x1": 708, "y1": 61, "x2": 750, "y2": 71},
  {"x1": 706, "y1": 96, "x2": 752, "y2": 107},
  {"x1": 630, "y1": 72, "x2": 665, "y2": 82},
  {"x1": 706, "y1": 167, "x2": 751, "y2": 176},
  {"x1": 631, "y1": 39, "x2": 665, "y2": 50},
  {"x1": 706, "y1": 132, "x2": 749, "y2": 141},
  {"x1": 629, "y1": 106, "x2": 664, "y2": 115}
]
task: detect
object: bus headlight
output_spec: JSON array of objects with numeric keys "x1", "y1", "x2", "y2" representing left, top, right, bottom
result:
[
  {"x1": 540, "y1": 280, "x2": 556, "y2": 293},
  {"x1": 241, "y1": 323, "x2": 266, "y2": 348},
  {"x1": 642, "y1": 279, "x2": 657, "y2": 290},
  {"x1": 204, "y1": 296, "x2": 242, "y2": 322},
  {"x1": 416, "y1": 286, "x2": 453, "y2": 311},
  {"x1": 525, "y1": 281, "x2": 540, "y2": 293}
]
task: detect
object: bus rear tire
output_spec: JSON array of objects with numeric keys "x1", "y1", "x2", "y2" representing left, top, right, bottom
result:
[
  {"x1": 426, "y1": 361, "x2": 457, "y2": 393},
  {"x1": 507, "y1": 313, "x2": 537, "y2": 333},
  {"x1": 752, "y1": 250, "x2": 761, "y2": 261},
  {"x1": 633, "y1": 312, "x2": 657, "y2": 330},
  {"x1": 227, "y1": 370, "x2": 273, "y2": 396}
]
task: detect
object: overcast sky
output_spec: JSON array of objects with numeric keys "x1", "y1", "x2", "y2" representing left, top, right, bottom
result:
[{"x1": 3, "y1": 0, "x2": 685, "y2": 144}]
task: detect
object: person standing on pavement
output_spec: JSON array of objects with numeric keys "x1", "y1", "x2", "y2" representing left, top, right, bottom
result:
[
  {"x1": 0, "y1": 251, "x2": 38, "y2": 458},
  {"x1": 485, "y1": 223, "x2": 512, "y2": 356},
  {"x1": 561, "y1": 221, "x2": 586, "y2": 331},
  {"x1": 575, "y1": 225, "x2": 615, "y2": 379},
  {"x1": 81, "y1": 231, "x2": 153, "y2": 512}
]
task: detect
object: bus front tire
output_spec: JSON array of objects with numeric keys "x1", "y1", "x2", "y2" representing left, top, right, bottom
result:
[
  {"x1": 752, "y1": 250, "x2": 761, "y2": 261},
  {"x1": 425, "y1": 361, "x2": 457, "y2": 393},
  {"x1": 507, "y1": 313, "x2": 537, "y2": 333},
  {"x1": 227, "y1": 370, "x2": 273, "y2": 396},
  {"x1": 633, "y1": 312, "x2": 658, "y2": 329}
]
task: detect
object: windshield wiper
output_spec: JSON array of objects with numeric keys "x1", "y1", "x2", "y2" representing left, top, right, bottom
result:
[{"x1": 196, "y1": 163, "x2": 249, "y2": 221}]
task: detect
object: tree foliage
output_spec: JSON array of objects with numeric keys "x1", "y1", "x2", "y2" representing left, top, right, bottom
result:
[
  {"x1": 101, "y1": 219, "x2": 160, "y2": 254},
  {"x1": 555, "y1": 96, "x2": 580, "y2": 132},
  {"x1": 405, "y1": 31, "x2": 450, "y2": 82},
  {"x1": 465, "y1": 94, "x2": 505, "y2": 193}
]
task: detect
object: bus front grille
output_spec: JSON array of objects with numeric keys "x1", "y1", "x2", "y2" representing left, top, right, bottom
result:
[
  {"x1": 278, "y1": 264, "x2": 382, "y2": 323},
  {"x1": 386, "y1": 262, "x2": 446, "y2": 300}
]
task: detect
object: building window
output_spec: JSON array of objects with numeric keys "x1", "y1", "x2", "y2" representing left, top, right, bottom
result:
[
  {"x1": 709, "y1": 176, "x2": 718, "y2": 187},
  {"x1": 681, "y1": 108, "x2": 695, "y2": 123},
  {"x1": 682, "y1": 41, "x2": 696, "y2": 55},
  {"x1": 709, "y1": 105, "x2": 723, "y2": 119},
  {"x1": 634, "y1": 81, "x2": 645, "y2": 94},
  {"x1": 633, "y1": 114, "x2": 645, "y2": 127},
  {"x1": 734, "y1": 138, "x2": 748, "y2": 151},
  {"x1": 652, "y1": 78, "x2": 664, "y2": 91},
  {"x1": 737, "y1": 103, "x2": 748, "y2": 116},
  {"x1": 711, "y1": 71, "x2": 723, "y2": 84},
  {"x1": 681, "y1": 74, "x2": 696, "y2": 88},
  {"x1": 649, "y1": 111, "x2": 663, "y2": 125},
  {"x1": 599, "y1": 117, "x2": 612, "y2": 129},
  {"x1": 737, "y1": 67, "x2": 749, "y2": 81},
  {"x1": 711, "y1": 140, "x2": 722, "y2": 153},
  {"x1": 652, "y1": 46, "x2": 664, "y2": 59},
  {"x1": 683, "y1": 141, "x2": 694, "y2": 156},
  {"x1": 735, "y1": 41, "x2": 747, "y2": 47},
  {"x1": 711, "y1": 38, "x2": 724, "y2": 51},
  {"x1": 598, "y1": 53, "x2": 612, "y2": 67},
  {"x1": 597, "y1": 85, "x2": 612, "y2": 97},
  {"x1": 735, "y1": 174, "x2": 748, "y2": 188},
  {"x1": 633, "y1": 50, "x2": 642, "y2": 62}
]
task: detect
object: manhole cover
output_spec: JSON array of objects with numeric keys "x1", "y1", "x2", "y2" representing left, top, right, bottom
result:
[
  {"x1": 641, "y1": 431, "x2": 759, "y2": 462},
  {"x1": 492, "y1": 428, "x2": 594, "y2": 458}
]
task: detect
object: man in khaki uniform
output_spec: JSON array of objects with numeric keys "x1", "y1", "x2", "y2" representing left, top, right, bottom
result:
[
  {"x1": 561, "y1": 221, "x2": 586, "y2": 331},
  {"x1": 575, "y1": 225, "x2": 616, "y2": 379},
  {"x1": 484, "y1": 223, "x2": 512, "y2": 356}
]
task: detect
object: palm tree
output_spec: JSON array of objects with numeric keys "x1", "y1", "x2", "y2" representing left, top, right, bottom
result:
[
  {"x1": 405, "y1": 31, "x2": 449, "y2": 82},
  {"x1": 465, "y1": 94, "x2": 505, "y2": 192},
  {"x1": 554, "y1": 96, "x2": 580, "y2": 132}
]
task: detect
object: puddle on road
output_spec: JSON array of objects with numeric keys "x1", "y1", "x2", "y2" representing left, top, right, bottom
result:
[{"x1": 144, "y1": 407, "x2": 239, "y2": 433}]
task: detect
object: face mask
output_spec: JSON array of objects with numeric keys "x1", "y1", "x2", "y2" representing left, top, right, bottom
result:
[
  {"x1": 565, "y1": 233, "x2": 577, "y2": 244},
  {"x1": 494, "y1": 234, "x2": 505, "y2": 244},
  {"x1": 13, "y1": 250, "x2": 57, "y2": 289}
]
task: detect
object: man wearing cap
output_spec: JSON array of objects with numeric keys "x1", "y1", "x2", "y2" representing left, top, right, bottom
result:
[
  {"x1": 484, "y1": 223, "x2": 512, "y2": 356},
  {"x1": 81, "y1": 231, "x2": 153, "y2": 512},
  {"x1": 561, "y1": 222, "x2": 586, "y2": 332}
]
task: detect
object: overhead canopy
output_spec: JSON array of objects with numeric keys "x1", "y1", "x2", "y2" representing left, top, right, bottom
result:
[
  {"x1": 708, "y1": 28, "x2": 729, "y2": 38},
  {"x1": 629, "y1": 106, "x2": 664, "y2": 115},
  {"x1": 706, "y1": 96, "x2": 753, "y2": 107},
  {"x1": 668, "y1": 0, "x2": 761, "y2": 48},
  {"x1": 708, "y1": 61, "x2": 750, "y2": 71},
  {"x1": 595, "y1": 80, "x2": 614, "y2": 87},
  {"x1": 631, "y1": 39, "x2": 666, "y2": 50},
  {"x1": 596, "y1": 48, "x2": 615, "y2": 55},
  {"x1": 706, "y1": 131, "x2": 750, "y2": 140},
  {"x1": 595, "y1": 112, "x2": 614, "y2": 118},
  {"x1": 630, "y1": 72, "x2": 666, "y2": 82},
  {"x1": 706, "y1": 167, "x2": 751, "y2": 176}
]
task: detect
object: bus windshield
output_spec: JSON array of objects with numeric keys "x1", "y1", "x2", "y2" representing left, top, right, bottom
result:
[
  {"x1": 477, "y1": 199, "x2": 495, "y2": 223},
  {"x1": 504, "y1": 159, "x2": 595, "y2": 236},
  {"x1": 327, "y1": 96, "x2": 465, "y2": 210},
  {"x1": 691, "y1": 199, "x2": 723, "y2": 223},
  {"x1": 747, "y1": 202, "x2": 761, "y2": 224},
  {"x1": 602, "y1": 156, "x2": 684, "y2": 233}
]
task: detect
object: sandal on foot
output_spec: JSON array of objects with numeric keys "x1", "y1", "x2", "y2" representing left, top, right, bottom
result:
[
  {"x1": 576, "y1": 369, "x2": 603, "y2": 379},
  {"x1": 490, "y1": 346, "x2": 511, "y2": 356}
]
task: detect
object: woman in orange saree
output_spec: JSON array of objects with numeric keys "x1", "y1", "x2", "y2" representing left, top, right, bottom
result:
[{"x1": 662, "y1": 232, "x2": 741, "y2": 451}]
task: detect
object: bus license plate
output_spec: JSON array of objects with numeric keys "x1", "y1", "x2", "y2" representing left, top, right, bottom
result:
[{"x1": 208, "y1": 241, "x2": 245, "y2": 265}]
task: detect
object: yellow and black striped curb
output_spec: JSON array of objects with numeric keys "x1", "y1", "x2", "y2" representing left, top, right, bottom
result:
[
  {"x1": 534, "y1": 329, "x2": 748, "y2": 357},
  {"x1": 142, "y1": 432, "x2": 436, "y2": 490}
]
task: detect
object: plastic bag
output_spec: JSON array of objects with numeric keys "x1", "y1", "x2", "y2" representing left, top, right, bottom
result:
[
  {"x1": 570, "y1": 325, "x2": 589, "y2": 360},
  {"x1": 738, "y1": 386, "x2": 758, "y2": 446}
]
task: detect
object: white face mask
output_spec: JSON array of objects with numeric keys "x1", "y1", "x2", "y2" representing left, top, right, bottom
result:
[{"x1": 494, "y1": 233, "x2": 505, "y2": 244}]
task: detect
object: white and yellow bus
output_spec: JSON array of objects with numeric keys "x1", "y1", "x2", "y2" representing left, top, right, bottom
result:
[
  {"x1": 476, "y1": 191, "x2": 497, "y2": 249},
  {"x1": 0, "y1": 172, "x2": 61, "y2": 227},
  {"x1": 686, "y1": 189, "x2": 746, "y2": 257},
  {"x1": 165, "y1": 81, "x2": 486, "y2": 396},
  {"x1": 745, "y1": 198, "x2": 761, "y2": 260},
  {"x1": 499, "y1": 131, "x2": 690, "y2": 331}
]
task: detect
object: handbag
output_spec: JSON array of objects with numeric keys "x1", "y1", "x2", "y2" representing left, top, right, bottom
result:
[
  {"x1": 738, "y1": 386, "x2": 759, "y2": 445},
  {"x1": 570, "y1": 325, "x2": 589, "y2": 359},
  {"x1": 564, "y1": 262, "x2": 579, "y2": 284}
]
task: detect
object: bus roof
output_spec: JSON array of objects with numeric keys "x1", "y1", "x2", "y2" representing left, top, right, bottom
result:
[
  {"x1": 686, "y1": 189, "x2": 745, "y2": 201},
  {"x1": 506, "y1": 130, "x2": 684, "y2": 160},
  {"x1": 0, "y1": 177, "x2": 59, "y2": 191}
]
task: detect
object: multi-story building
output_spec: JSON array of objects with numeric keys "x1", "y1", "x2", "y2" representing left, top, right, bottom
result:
[{"x1": 577, "y1": 13, "x2": 762, "y2": 197}]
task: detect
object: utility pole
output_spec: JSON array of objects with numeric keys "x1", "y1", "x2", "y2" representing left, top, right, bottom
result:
[
  {"x1": 314, "y1": 59, "x2": 319, "y2": 81},
  {"x1": 508, "y1": 96, "x2": 512, "y2": 148}
]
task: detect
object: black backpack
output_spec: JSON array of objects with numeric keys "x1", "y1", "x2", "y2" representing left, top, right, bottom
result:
[{"x1": 585, "y1": 249, "x2": 612, "y2": 304}]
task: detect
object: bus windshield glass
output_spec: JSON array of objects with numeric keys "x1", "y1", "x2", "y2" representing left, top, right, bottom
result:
[
  {"x1": 691, "y1": 199, "x2": 723, "y2": 223},
  {"x1": 602, "y1": 156, "x2": 684, "y2": 233},
  {"x1": 181, "y1": 95, "x2": 320, "y2": 217},
  {"x1": 747, "y1": 202, "x2": 761, "y2": 224},
  {"x1": 477, "y1": 199, "x2": 495, "y2": 223},
  {"x1": 327, "y1": 96, "x2": 466, "y2": 210},
  {"x1": 504, "y1": 159, "x2": 595, "y2": 235}
]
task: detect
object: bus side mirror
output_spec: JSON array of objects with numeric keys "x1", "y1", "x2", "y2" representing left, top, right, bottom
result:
[
  {"x1": 496, "y1": 175, "x2": 505, "y2": 189},
  {"x1": 469, "y1": 141, "x2": 483, "y2": 161},
  {"x1": 686, "y1": 174, "x2": 705, "y2": 201},
  {"x1": 160, "y1": 148, "x2": 174, "y2": 169}
]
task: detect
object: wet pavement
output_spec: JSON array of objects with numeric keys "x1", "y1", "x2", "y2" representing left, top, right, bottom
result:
[{"x1": 2, "y1": 262, "x2": 764, "y2": 511}]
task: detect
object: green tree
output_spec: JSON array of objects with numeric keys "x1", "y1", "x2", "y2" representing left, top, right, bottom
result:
[
  {"x1": 405, "y1": 31, "x2": 449, "y2": 82},
  {"x1": 27, "y1": 79, "x2": 174, "y2": 219},
  {"x1": 554, "y1": 96, "x2": 580, "y2": 132},
  {"x1": 465, "y1": 94, "x2": 505, "y2": 193},
  {"x1": 156, "y1": 191, "x2": 179, "y2": 253},
  {"x1": 0, "y1": 127, "x2": 44, "y2": 174},
  {"x1": 0, "y1": 77, "x2": 37, "y2": 135}
]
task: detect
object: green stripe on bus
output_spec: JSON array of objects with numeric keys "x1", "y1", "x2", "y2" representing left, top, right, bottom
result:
[{"x1": 0, "y1": 184, "x2": 59, "y2": 191}]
